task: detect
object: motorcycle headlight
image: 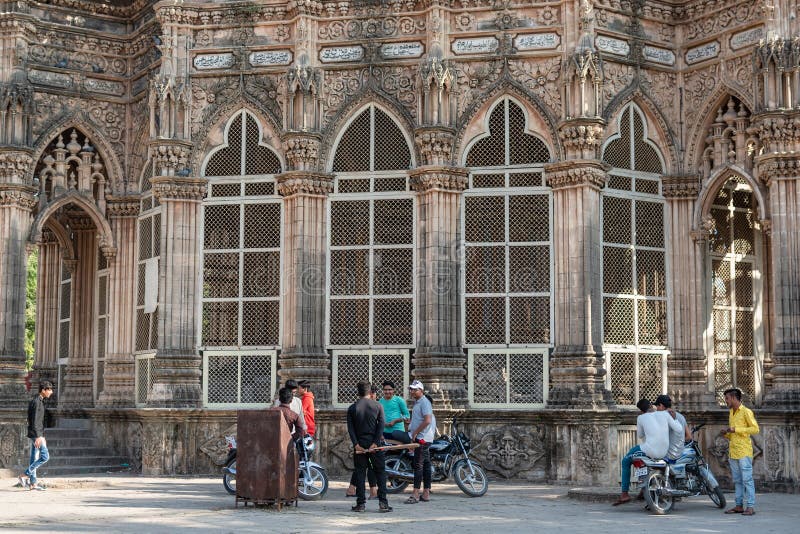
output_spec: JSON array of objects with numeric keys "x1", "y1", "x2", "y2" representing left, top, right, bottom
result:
[{"x1": 303, "y1": 436, "x2": 315, "y2": 451}]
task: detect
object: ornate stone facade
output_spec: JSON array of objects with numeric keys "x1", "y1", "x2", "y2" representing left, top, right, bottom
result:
[{"x1": 0, "y1": 0, "x2": 799, "y2": 492}]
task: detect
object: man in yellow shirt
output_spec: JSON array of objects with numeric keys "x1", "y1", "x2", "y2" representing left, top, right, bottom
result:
[{"x1": 720, "y1": 388, "x2": 759, "y2": 516}]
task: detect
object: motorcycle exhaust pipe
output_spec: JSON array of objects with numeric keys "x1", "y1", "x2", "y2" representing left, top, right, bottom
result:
[
  {"x1": 660, "y1": 488, "x2": 691, "y2": 498},
  {"x1": 385, "y1": 467, "x2": 413, "y2": 481}
]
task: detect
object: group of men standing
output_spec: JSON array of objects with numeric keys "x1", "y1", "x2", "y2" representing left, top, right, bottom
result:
[
  {"x1": 345, "y1": 379, "x2": 435, "y2": 513},
  {"x1": 615, "y1": 389, "x2": 760, "y2": 517}
]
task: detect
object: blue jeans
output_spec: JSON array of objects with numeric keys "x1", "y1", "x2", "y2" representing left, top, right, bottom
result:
[
  {"x1": 729, "y1": 456, "x2": 755, "y2": 508},
  {"x1": 25, "y1": 439, "x2": 50, "y2": 485},
  {"x1": 621, "y1": 445, "x2": 643, "y2": 492}
]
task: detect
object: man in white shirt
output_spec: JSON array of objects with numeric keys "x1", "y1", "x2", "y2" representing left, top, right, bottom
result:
[{"x1": 614, "y1": 398, "x2": 683, "y2": 506}]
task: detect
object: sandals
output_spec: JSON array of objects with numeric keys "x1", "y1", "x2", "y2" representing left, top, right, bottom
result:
[
  {"x1": 404, "y1": 496, "x2": 419, "y2": 504},
  {"x1": 612, "y1": 496, "x2": 632, "y2": 506},
  {"x1": 419, "y1": 496, "x2": 430, "y2": 502},
  {"x1": 743, "y1": 508, "x2": 756, "y2": 516},
  {"x1": 725, "y1": 506, "x2": 744, "y2": 514}
]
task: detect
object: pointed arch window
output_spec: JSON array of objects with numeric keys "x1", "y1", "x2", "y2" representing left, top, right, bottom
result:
[
  {"x1": 331, "y1": 106, "x2": 412, "y2": 174},
  {"x1": 601, "y1": 104, "x2": 668, "y2": 406}
]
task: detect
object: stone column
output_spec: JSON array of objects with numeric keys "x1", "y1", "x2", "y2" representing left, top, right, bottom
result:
[
  {"x1": 276, "y1": 135, "x2": 333, "y2": 403},
  {"x1": 97, "y1": 198, "x2": 139, "y2": 407},
  {"x1": 410, "y1": 161, "x2": 468, "y2": 408},
  {"x1": 662, "y1": 175, "x2": 716, "y2": 409},
  {"x1": 32, "y1": 230, "x2": 61, "y2": 388},
  {"x1": 146, "y1": 176, "x2": 207, "y2": 407},
  {"x1": 0, "y1": 173, "x2": 36, "y2": 406},
  {"x1": 59, "y1": 217, "x2": 97, "y2": 408},
  {"x1": 759, "y1": 156, "x2": 800, "y2": 408},
  {"x1": 545, "y1": 159, "x2": 612, "y2": 407}
]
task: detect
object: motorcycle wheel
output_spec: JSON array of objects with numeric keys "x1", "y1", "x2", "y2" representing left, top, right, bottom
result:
[
  {"x1": 385, "y1": 456, "x2": 411, "y2": 494},
  {"x1": 707, "y1": 485, "x2": 726, "y2": 508},
  {"x1": 453, "y1": 459, "x2": 488, "y2": 497},
  {"x1": 298, "y1": 465, "x2": 328, "y2": 501},
  {"x1": 223, "y1": 458, "x2": 236, "y2": 495},
  {"x1": 643, "y1": 470, "x2": 674, "y2": 515}
]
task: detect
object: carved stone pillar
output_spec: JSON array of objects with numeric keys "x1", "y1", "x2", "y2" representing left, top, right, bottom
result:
[
  {"x1": 545, "y1": 159, "x2": 612, "y2": 408},
  {"x1": 276, "y1": 165, "x2": 333, "y2": 405},
  {"x1": 662, "y1": 175, "x2": 716, "y2": 409},
  {"x1": 0, "y1": 179, "x2": 36, "y2": 406},
  {"x1": 410, "y1": 164, "x2": 468, "y2": 408},
  {"x1": 147, "y1": 176, "x2": 207, "y2": 407},
  {"x1": 759, "y1": 155, "x2": 800, "y2": 408},
  {"x1": 97, "y1": 198, "x2": 140, "y2": 407},
  {"x1": 60, "y1": 217, "x2": 97, "y2": 408},
  {"x1": 32, "y1": 230, "x2": 61, "y2": 388}
]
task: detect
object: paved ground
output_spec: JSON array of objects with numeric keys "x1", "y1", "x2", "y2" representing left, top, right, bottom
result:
[{"x1": 1, "y1": 475, "x2": 796, "y2": 533}]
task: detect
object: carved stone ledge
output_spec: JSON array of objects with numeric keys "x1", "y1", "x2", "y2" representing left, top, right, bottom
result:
[
  {"x1": 0, "y1": 149, "x2": 34, "y2": 184},
  {"x1": 0, "y1": 184, "x2": 37, "y2": 209},
  {"x1": 106, "y1": 196, "x2": 141, "y2": 218},
  {"x1": 414, "y1": 127, "x2": 456, "y2": 167},
  {"x1": 662, "y1": 174, "x2": 701, "y2": 199},
  {"x1": 544, "y1": 160, "x2": 609, "y2": 190},
  {"x1": 275, "y1": 171, "x2": 334, "y2": 197},
  {"x1": 149, "y1": 140, "x2": 193, "y2": 177},
  {"x1": 151, "y1": 176, "x2": 208, "y2": 202},
  {"x1": 409, "y1": 166, "x2": 468, "y2": 193},
  {"x1": 283, "y1": 133, "x2": 321, "y2": 172},
  {"x1": 751, "y1": 111, "x2": 800, "y2": 154},
  {"x1": 756, "y1": 154, "x2": 800, "y2": 186},
  {"x1": 557, "y1": 118, "x2": 605, "y2": 160}
]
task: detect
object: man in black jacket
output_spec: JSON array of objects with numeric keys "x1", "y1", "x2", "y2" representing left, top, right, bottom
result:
[
  {"x1": 19, "y1": 381, "x2": 53, "y2": 490},
  {"x1": 346, "y1": 381, "x2": 392, "y2": 513}
]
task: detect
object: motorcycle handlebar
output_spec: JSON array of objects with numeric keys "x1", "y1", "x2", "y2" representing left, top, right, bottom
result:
[{"x1": 691, "y1": 423, "x2": 705, "y2": 433}]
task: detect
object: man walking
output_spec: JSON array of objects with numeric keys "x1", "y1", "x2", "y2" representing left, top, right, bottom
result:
[
  {"x1": 346, "y1": 381, "x2": 392, "y2": 513},
  {"x1": 19, "y1": 381, "x2": 53, "y2": 491},
  {"x1": 406, "y1": 380, "x2": 435, "y2": 504},
  {"x1": 721, "y1": 388, "x2": 759, "y2": 516}
]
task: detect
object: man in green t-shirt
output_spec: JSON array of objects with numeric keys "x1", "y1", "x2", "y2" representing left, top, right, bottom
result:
[{"x1": 379, "y1": 380, "x2": 411, "y2": 443}]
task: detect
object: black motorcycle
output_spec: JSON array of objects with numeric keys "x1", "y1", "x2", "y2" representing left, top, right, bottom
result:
[{"x1": 384, "y1": 417, "x2": 488, "y2": 497}]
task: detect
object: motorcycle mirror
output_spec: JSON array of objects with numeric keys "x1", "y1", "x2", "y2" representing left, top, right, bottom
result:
[{"x1": 692, "y1": 423, "x2": 705, "y2": 433}]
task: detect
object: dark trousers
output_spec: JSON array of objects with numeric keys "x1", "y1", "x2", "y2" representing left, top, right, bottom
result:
[
  {"x1": 353, "y1": 449, "x2": 387, "y2": 506},
  {"x1": 349, "y1": 464, "x2": 377, "y2": 487},
  {"x1": 383, "y1": 430, "x2": 411, "y2": 444},
  {"x1": 412, "y1": 442, "x2": 431, "y2": 490}
]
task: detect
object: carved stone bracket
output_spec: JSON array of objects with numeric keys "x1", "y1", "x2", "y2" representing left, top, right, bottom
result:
[
  {"x1": 544, "y1": 160, "x2": 609, "y2": 190},
  {"x1": 151, "y1": 176, "x2": 208, "y2": 202},
  {"x1": 409, "y1": 165, "x2": 468, "y2": 193},
  {"x1": 662, "y1": 174, "x2": 701, "y2": 199},
  {"x1": 282, "y1": 133, "x2": 321, "y2": 172},
  {"x1": 756, "y1": 153, "x2": 800, "y2": 186},
  {"x1": 106, "y1": 196, "x2": 141, "y2": 218},
  {"x1": 0, "y1": 184, "x2": 37, "y2": 210},
  {"x1": 557, "y1": 118, "x2": 605, "y2": 160},
  {"x1": 149, "y1": 140, "x2": 193, "y2": 178},
  {"x1": 275, "y1": 171, "x2": 334, "y2": 197},
  {"x1": 414, "y1": 127, "x2": 456, "y2": 167},
  {"x1": 0, "y1": 149, "x2": 34, "y2": 185}
]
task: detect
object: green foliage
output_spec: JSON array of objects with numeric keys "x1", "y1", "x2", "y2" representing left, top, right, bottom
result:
[{"x1": 25, "y1": 249, "x2": 37, "y2": 371}]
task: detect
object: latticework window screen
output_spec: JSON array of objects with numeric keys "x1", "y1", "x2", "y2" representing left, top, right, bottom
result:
[
  {"x1": 135, "y1": 206, "x2": 160, "y2": 353},
  {"x1": 332, "y1": 350, "x2": 409, "y2": 407},
  {"x1": 462, "y1": 98, "x2": 551, "y2": 407},
  {"x1": 59, "y1": 263, "x2": 71, "y2": 362},
  {"x1": 201, "y1": 110, "x2": 282, "y2": 352},
  {"x1": 135, "y1": 353, "x2": 154, "y2": 406},
  {"x1": 601, "y1": 104, "x2": 668, "y2": 405},
  {"x1": 95, "y1": 253, "x2": 109, "y2": 400},
  {"x1": 328, "y1": 105, "x2": 414, "y2": 348},
  {"x1": 708, "y1": 177, "x2": 760, "y2": 405},
  {"x1": 203, "y1": 350, "x2": 277, "y2": 408}
]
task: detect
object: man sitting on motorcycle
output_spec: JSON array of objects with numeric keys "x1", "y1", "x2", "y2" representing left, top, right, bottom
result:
[
  {"x1": 654, "y1": 394, "x2": 691, "y2": 461},
  {"x1": 614, "y1": 398, "x2": 683, "y2": 506}
]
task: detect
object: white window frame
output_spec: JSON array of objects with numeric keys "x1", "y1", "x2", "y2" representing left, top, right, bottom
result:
[
  {"x1": 467, "y1": 348, "x2": 549, "y2": 408},
  {"x1": 331, "y1": 349, "x2": 410, "y2": 408},
  {"x1": 58, "y1": 266, "x2": 71, "y2": 362},
  {"x1": 134, "y1": 352, "x2": 155, "y2": 407},
  {"x1": 604, "y1": 348, "x2": 669, "y2": 404},
  {"x1": 135, "y1": 204, "x2": 160, "y2": 354},
  {"x1": 202, "y1": 349, "x2": 277, "y2": 409},
  {"x1": 94, "y1": 261, "x2": 109, "y2": 401}
]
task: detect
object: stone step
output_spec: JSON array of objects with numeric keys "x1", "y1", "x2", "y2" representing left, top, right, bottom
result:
[
  {"x1": 41, "y1": 437, "x2": 96, "y2": 448},
  {"x1": 55, "y1": 418, "x2": 92, "y2": 429},
  {"x1": 47, "y1": 447, "x2": 118, "y2": 457},
  {"x1": 37, "y1": 465, "x2": 131, "y2": 477},
  {"x1": 44, "y1": 428, "x2": 94, "y2": 439},
  {"x1": 45, "y1": 456, "x2": 129, "y2": 468}
]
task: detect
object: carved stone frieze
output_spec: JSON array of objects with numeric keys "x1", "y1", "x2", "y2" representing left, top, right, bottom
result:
[
  {"x1": 151, "y1": 176, "x2": 208, "y2": 202},
  {"x1": 283, "y1": 134, "x2": 322, "y2": 171},
  {"x1": 545, "y1": 160, "x2": 609, "y2": 190},
  {"x1": 662, "y1": 174, "x2": 701, "y2": 198},
  {"x1": 684, "y1": 64, "x2": 720, "y2": 125},
  {"x1": 150, "y1": 141, "x2": 192, "y2": 177},
  {"x1": 684, "y1": 2, "x2": 764, "y2": 42},
  {"x1": 0, "y1": 151, "x2": 34, "y2": 184},
  {"x1": 756, "y1": 154, "x2": 800, "y2": 185},
  {"x1": 472, "y1": 425, "x2": 547, "y2": 479},
  {"x1": 752, "y1": 117, "x2": 800, "y2": 157},
  {"x1": 27, "y1": 41, "x2": 127, "y2": 76},
  {"x1": 414, "y1": 127, "x2": 456, "y2": 167},
  {"x1": 317, "y1": 16, "x2": 425, "y2": 41},
  {"x1": 154, "y1": 3, "x2": 288, "y2": 26},
  {"x1": 725, "y1": 55, "x2": 754, "y2": 102},
  {"x1": 557, "y1": 118, "x2": 605, "y2": 160},
  {"x1": 0, "y1": 186, "x2": 37, "y2": 210},
  {"x1": 579, "y1": 425, "x2": 606, "y2": 473},
  {"x1": 642, "y1": 70, "x2": 678, "y2": 128},
  {"x1": 602, "y1": 62, "x2": 634, "y2": 108},
  {"x1": 276, "y1": 171, "x2": 334, "y2": 197},
  {"x1": 409, "y1": 166, "x2": 468, "y2": 192},
  {"x1": 764, "y1": 427, "x2": 786, "y2": 480},
  {"x1": 508, "y1": 58, "x2": 562, "y2": 116},
  {"x1": 106, "y1": 196, "x2": 141, "y2": 218}
]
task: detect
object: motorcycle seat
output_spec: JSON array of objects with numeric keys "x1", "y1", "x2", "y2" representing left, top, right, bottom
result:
[{"x1": 383, "y1": 439, "x2": 405, "y2": 445}]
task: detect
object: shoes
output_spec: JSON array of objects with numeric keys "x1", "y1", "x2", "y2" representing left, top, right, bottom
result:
[
  {"x1": 17, "y1": 476, "x2": 29, "y2": 489},
  {"x1": 351, "y1": 504, "x2": 365, "y2": 513},
  {"x1": 29, "y1": 484, "x2": 46, "y2": 491},
  {"x1": 404, "y1": 496, "x2": 418, "y2": 504},
  {"x1": 725, "y1": 506, "x2": 744, "y2": 514},
  {"x1": 379, "y1": 502, "x2": 393, "y2": 513},
  {"x1": 419, "y1": 496, "x2": 430, "y2": 502}
]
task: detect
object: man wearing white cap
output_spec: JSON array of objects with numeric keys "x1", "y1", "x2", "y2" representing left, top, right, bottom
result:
[{"x1": 405, "y1": 380, "x2": 435, "y2": 504}]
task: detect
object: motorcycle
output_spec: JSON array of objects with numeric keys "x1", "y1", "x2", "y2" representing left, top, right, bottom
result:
[
  {"x1": 632, "y1": 424, "x2": 726, "y2": 515},
  {"x1": 222, "y1": 434, "x2": 329, "y2": 501},
  {"x1": 384, "y1": 417, "x2": 488, "y2": 497}
]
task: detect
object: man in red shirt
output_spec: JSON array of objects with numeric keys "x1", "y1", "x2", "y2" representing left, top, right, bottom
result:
[{"x1": 297, "y1": 380, "x2": 316, "y2": 438}]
